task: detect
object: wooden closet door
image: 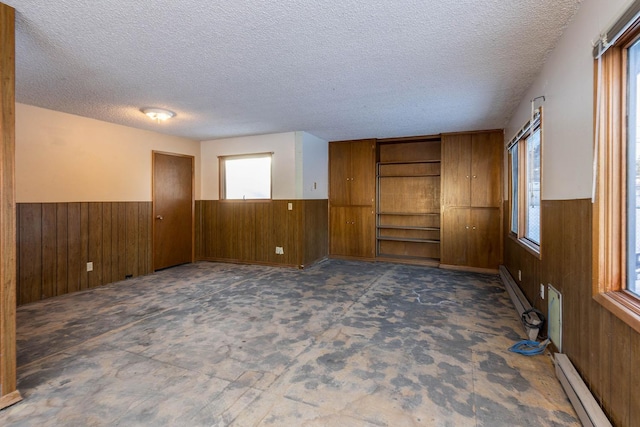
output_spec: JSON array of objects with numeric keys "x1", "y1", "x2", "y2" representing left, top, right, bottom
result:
[
  {"x1": 349, "y1": 139, "x2": 375, "y2": 206},
  {"x1": 442, "y1": 134, "x2": 471, "y2": 207},
  {"x1": 471, "y1": 132, "x2": 503, "y2": 208}
]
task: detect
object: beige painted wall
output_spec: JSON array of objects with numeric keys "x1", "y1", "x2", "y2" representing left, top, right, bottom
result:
[
  {"x1": 15, "y1": 103, "x2": 201, "y2": 202},
  {"x1": 505, "y1": 0, "x2": 630, "y2": 200}
]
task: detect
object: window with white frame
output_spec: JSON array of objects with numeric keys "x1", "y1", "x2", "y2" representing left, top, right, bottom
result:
[
  {"x1": 508, "y1": 110, "x2": 542, "y2": 253},
  {"x1": 219, "y1": 153, "x2": 272, "y2": 200}
]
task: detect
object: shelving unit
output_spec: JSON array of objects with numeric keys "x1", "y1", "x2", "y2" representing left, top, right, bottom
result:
[{"x1": 376, "y1": 138, "x2": 442, "y2": 265}]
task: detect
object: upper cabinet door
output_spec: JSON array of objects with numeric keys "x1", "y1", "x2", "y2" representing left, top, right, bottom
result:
[
  {"x1": 329, "y1": 142, "x2": 351, "y2": 205},
  {"x1": 349, "y1": 139, "x2": 376, "y2": 206},
  {"x1": 442, "y1": 134, "x2": 472, "y2": 207},
  {"x1": 470, "y1": 132, "x2": 503, "y2": 208},
  {"x1": 329, "y1": 139, "x2": 375, "y2": 206}
]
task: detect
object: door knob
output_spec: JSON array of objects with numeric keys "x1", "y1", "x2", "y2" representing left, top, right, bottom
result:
[{"x1": 156, "y1": 215, "x2": 164, "y2": 220}]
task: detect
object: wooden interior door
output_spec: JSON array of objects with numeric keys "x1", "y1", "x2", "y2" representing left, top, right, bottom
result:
[
  {"x1": 442, "y1": 134, "x2": 471, "y2": 207},
  {"x1": 471, "y1": 132, "x2": 503, "y2": 208},
  {"x1": 153, "y1": 152, "x2": 194, "y2": 270}
]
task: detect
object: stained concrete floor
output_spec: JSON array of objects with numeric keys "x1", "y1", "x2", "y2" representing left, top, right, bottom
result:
[{"x1": 0, "y1": 260, "x2": 578, "y2": 426}]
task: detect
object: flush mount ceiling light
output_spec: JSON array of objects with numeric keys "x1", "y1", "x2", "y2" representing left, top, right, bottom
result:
[{"x1": 140, "y1": 107, "x2": 176, "y2": 122}]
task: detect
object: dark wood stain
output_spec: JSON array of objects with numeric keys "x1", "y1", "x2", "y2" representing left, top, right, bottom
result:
[
  {"x1": 16, "y1": 202, "x2": 153, "y2": 305},
  {"x1": 503, "y1": 198, "x2": 640, "y2": 424},
  {"x1": 196, "y1": 200, "x2": 328, "y2": 267}
]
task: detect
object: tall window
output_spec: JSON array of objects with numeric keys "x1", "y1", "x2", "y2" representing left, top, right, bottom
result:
[
  {"x1": 628, "y1": 39, "x2": 640, "y2": 297},
  {"x1": 593, "y1": 7, "x2": 640, "y2": 333},
  {"x1": 508, "y1": 111, "x2": 542, "y2": 253},
  {"x1": 219, "y1": 153, "x2": 272, "y2": 200}
]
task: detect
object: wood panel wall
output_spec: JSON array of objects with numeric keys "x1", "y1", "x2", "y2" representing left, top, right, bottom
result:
[
  {"x1": 16, "y1": 202, "x2": 152, "y2": 306},
  {"x1": 196, "y1": 200, "x2": 328, "y2": 268},
  {"x1": 503, "y1": 199, "x2": 640, "y2": 427},
  {"x1": 0, "y1": 1, "x2": 20, "y2": 408}
]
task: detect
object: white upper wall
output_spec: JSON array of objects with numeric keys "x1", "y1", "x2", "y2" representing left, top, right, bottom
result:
[
  {"x1": 201, "y1": 132, "x2": 297, "y2": 200},
  {"x1": 296, "y1": 132, "x2": 329, "y2": 199},
  {"x1": 15, "y1": 103, "x2": 201, "y2": 203},
  {"x1": 506, "y1": 0, "x2": 630, "y2": 200},
  {"x1": 201, "y1": 132, "x2": 328, "y2": 200}
]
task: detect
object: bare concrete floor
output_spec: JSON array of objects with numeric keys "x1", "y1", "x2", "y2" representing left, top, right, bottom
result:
[{"x1": 1, "y1": 260, "x2": 578, "y2": 426}]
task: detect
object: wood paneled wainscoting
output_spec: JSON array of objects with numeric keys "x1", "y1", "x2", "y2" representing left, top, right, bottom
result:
[
  {"x1": 503, "y1": 199, "x2": 640, "y2": 426},
  {"x1": 196, "y1": 200, "x2": 328, "y2": 268},
  {"x1": 16, "y1": 202, "x2": 153, "y2": 306}
]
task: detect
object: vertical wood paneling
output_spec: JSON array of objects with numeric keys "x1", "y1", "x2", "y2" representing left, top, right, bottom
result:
[
  {"x1": 630, "y1": 333, "x2": 640, "y2": 427},
  {"x1": 56, "y1": 204, "x2": 68, "y2": 296},
  {"x1": 67, "y1": 203, "x2": 81, "y2": 294},
  {"x1": 138, "y1": 202, "x2": 151, "y2": 275},
  {"x1": 88, "y1": 203, "x2": 103, "y2": 288},
  {"x1": 79, "y1": 203, "x2": 89, "y2": 290},
  {"x1": 41, "y1": 204, "x2": 56, "y2": 299},
  {"x1": 117, "y1": 202, "x2": 127, "y2": 280},
  {"x1": 303, "y1": 200, "x2": 328, "y2": 266},
  {"x1": 18, "y1": 204, "x2": 42, "y2": 304},
  {"x1": 609, "y1": 317, "x2": 630, "y2": 427},
  {"x1": 126, "y1": 203, "x2": 139, "y2": 277},
  {"x1": 197, "y1": 200, "x2": 328, "y2": 267},
  {"x1": 102, "y1": 203, "x2": 112, "y2": 285},
  {"x1": 503, "y1": 198, "x2": 640, "y2": 424},
  {"x1": 16, "y1": 202, "x2": 152, "y2": 305},
  {"x1": 195, "y1": 201, "x2": 203, "y2": 259}
]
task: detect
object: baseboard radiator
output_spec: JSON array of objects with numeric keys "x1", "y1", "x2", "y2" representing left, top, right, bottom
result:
[
  {"x1": 498, "y1": 265, "x2": 542, "y2": 340},
  {"x1": 554, "y1": 354, "x2": 612, "y2": 427}
]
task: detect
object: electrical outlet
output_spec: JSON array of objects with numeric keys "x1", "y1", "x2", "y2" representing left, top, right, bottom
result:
[
  {"x1": 87, "y1": 262, "x2": 93, "y2": 272},
  {"x1": 540, "y1": 283, "x2": 545, "y2": 300},
  {"x1": 518, "y1": 270, "x2": 522, "y2": 281},
  {"x1": 287, "y1": 203, "x2": 293, "y2": 210},
  {"x1": 275, "y1": 246, "x2": 284, "y2": 255}
]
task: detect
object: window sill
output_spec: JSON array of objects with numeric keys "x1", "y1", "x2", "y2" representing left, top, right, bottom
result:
[
  {"x1": 594, "y1": 291, "x2": 640, "y2": 334},
  {"x1": 509, "y1": 233, "x2": 541, "y2": 259}
]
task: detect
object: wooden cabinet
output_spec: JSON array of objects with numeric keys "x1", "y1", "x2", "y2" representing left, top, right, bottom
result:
[
  {"x1": 441, "y1": 131, "x2": 503, "y2": 271},
  {"x1": 442, "y1": 132, "x2": 502, "y2": 208},
  {"x1": 376, "y1": 138, "x2": 441, "y2": 265},
  {"x1": 441, "y1": 207, "x2": 501, "y2": 269},
  {"x1": 329, "y1": 139, "x2": 375, "y2": 206},
  {"x1": 329, "y1": 139, "x2": 376, "y2": 259},
  {"x1": 329, "y1": 207, "x2": 375, "y2": 258}
]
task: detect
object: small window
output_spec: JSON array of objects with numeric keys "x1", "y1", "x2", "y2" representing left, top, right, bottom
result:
[
  {"x1": 508, "y1": 110, "x2": 542, "y2": 253},
  {"x1": 219, "y1": 153, "x2": 272, "y2": 200}
]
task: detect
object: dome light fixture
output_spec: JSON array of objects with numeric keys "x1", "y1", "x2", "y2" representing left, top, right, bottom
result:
[{"x1": 141, "y1": 107, "x2": 176, "y2": 122}]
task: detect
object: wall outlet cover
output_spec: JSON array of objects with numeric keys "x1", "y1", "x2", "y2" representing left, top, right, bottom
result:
[{"x1": 87, "y1": 262, "x2": 93, "y2": 272}]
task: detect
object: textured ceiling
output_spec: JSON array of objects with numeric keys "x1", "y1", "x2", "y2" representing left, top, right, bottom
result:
[{"x1": 5, "y1": 0, "x2": 582, "y2": 141}]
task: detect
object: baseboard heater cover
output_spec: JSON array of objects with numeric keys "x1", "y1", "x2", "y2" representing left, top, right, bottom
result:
[
  {"x1": 498, "y1": 265, "x2": 542, "y2": 340},
  {"x1": 554, "y1": 353, "x2": 612, "y2": 427}
]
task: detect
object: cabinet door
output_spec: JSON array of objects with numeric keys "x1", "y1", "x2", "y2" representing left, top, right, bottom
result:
[
  {"x1": 440, "y1": 207, "x2": 469, "y2": 266},
  {"x1": 349, "y1": 139, "x2": 376, "y2": 206},
  {"x1": 471, "y1": 132, "x2": 503, "y2": 208},
  {"x1": 467, "y1": 208, "x2": 501, "y2": 269},
  {"x1": 329, "y1": 142, "x2": 351, "y2": 205},
  {"x1": 329, "y1": 207, "x2": 351, "y2": 256},
  {"x1": 351, "y1": 207, "x2": 375, "y2": 258},
  {"x1": 329, "y1": 207, "x2": 374, "y2": 258},
  {"x1": 442, "y1": 134, "x2": 471, "y2": 207}
]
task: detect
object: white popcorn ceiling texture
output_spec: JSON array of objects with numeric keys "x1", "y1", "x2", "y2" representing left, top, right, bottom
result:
[{"x1": 6, "y1": 0, "x2": 582, "y2": 141}]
